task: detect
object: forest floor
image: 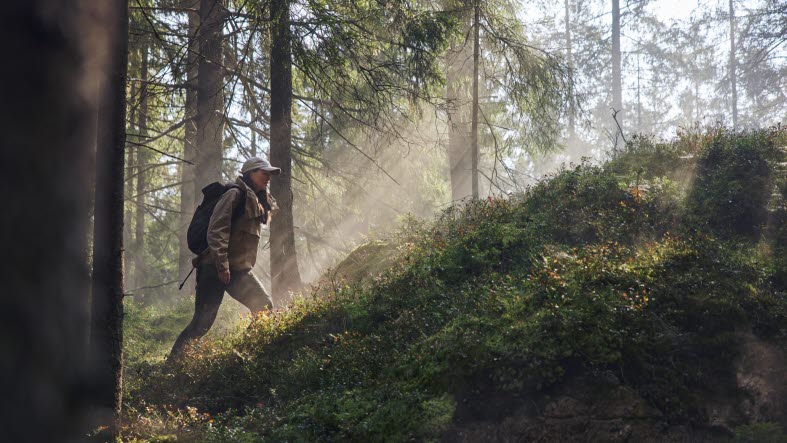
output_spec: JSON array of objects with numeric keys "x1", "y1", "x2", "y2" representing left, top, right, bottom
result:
[{"x1": 121, "y1": 126, "x2": 787, "y2": 442}]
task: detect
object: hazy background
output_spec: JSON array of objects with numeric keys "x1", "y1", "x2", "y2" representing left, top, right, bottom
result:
[{"x1": 121, "y1": 0, "x2": 785, "y2": 306}]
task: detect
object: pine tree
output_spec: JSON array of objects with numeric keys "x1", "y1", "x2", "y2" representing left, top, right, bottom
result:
[
  {"x1": 179, "y1": 0, "x2": 199, "y2": 294},
  {"x1": 269, "y1": 0, "x2": 304, "y2": 301},
  {"x1": 611, "y1": 0, "x2": 623, "y2": 142},
  {"x1": 90, "y1": 0, "x2": 130, "y2": 435},
  {"x1": 195, "y1": 0, "x2": 226, "y2": 189}
]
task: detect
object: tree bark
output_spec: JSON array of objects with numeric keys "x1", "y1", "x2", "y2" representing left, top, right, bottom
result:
[
  {"x1": 270, "y1": 0, "x2": 303, "y2": 303},
  {"x1": 249, "y1": 47, "x2": 258, "y2": 157},
  {"x1": 1, "y1": 1, "x2": 103, "y2": 439},
  {"x1": 446, "y1": 13, "x2": 473, "y2": 202},
  {"x1": 179, "y1": 0, "x2": 199, "y2": 294},
  {"x1": 125, "y1": 79, "x2": 137, "y2": 261},
  {"x1": 729, "y1": 0, "x2": 738, "y2": 130},
  {"x1": 471, "y1": 0, "x2": 480, "y2": 200},
  {"x1": 564, "y1": 0, "x2": 575, "y2": 140},
  {"x1": 134, "y1": 42, "x2": 149, "y2": 299},
  {"x1": 611, "y1": 0, "x2": 623, "y2": 143},
  {"x1": 195, "y1": 0, "x2": 226, "y2": 189},
  {"x1": 636, "y1": 52, "x2": 642, "y2": 131},
  {"x1": 90, "y1": 0, "x2": 130, "y2": 435}
]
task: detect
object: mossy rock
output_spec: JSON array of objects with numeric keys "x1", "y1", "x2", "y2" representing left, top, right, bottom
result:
[{"x1": 331, "y1": 240, "x2": 399, "y2": 282}]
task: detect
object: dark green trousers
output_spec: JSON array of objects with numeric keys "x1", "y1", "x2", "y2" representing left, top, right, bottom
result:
[{"x1": 169, "y1": 263, "x2": 273, "y2": 358}]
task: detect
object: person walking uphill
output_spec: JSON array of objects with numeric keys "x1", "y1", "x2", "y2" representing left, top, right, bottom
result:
[{"x1": 169, "y1": 157, "x2": 280, "y2": 359}]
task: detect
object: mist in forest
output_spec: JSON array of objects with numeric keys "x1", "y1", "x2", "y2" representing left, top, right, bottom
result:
[
  {"x1": 136, "y1": 1, "x2": 784, "y2": 300},
  {"x1": 287, "y1": 112, "x2": 452, "y2": 282},
  {"x1": 112, "y1": 0, "x2": 785, "y2": 310}
]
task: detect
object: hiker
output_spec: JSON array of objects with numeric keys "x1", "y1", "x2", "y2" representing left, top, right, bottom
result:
[{"x1": 169, "y1": 157, "x2": 279, "y2": 359}]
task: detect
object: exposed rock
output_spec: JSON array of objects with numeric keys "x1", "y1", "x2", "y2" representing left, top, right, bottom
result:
[
  {"x1": 446, "y1": 336, "x2": 787, "y2": 443},
  {"x1": 331, "y1": 240, "x2": 399, "y2": 283},
  {"x1": 447, "y1": 372, "x2": 723, "y2": 442},
  {"x1": 735, "y1": 333, "x2": 787, "y2": 427}
]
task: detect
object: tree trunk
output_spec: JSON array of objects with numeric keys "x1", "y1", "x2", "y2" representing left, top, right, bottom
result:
[
  {"x1": 636, "y1": 52, "x2": 642, "y2": 131},
  {"x1": 90, "y1": 0, "x2": 130, "y2": 435},
  {"x1": 694, "y1": 81, "x2": 699, "y2": 123},
  {"x1": 270, "y1": 0, "x2": 303, "y2": 303},
  {"x1": 564, "y1": 0, "x2": 575, "y2": 140},
  {"x1": 179, "y1": 0, "x2": 199, "y2": 294},
  {"x1": 471, "y1": 0, "x2": 480, "y2": 199},
  {"x1": 1, "y1": 1, "x2": 103, "y2": 439},
  {"x1": 125, "y1": 79, "x2": 137, "y2": 260},
  {"x1": 195, "y1": 0, "x2": 226, "y2": 189},
  {"x1": 729, "y1": 0, "x2": 738, "y2": 130},
  {"x1": 134, "y1": 42, "x2": 149, "y2": 299},
  {"x1": 249, "y1": 47, "x2": 258, "y2": 157},
  {"x1": 446, "y1": 14, "x2": 473, "y2": 202},
  {"x1": 611, "y1": 0, "x2": 623, "y2": 143}
]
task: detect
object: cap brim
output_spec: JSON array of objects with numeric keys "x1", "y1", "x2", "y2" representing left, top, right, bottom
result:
[{"x1": 263, "y1": 167, "x2": 282, "y2": 175}]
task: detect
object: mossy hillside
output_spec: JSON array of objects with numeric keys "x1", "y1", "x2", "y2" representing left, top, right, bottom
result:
[
  {"x1": 123, "y1": 293, "x2": 251, "y2": 400},
  {"x1": 125, "y1": 127, "x2": 787, "y2": 441}
]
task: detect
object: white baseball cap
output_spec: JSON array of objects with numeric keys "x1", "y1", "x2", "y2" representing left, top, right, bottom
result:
[{"x1": 241, "y1": 157, "x2": 281, "y2": 175}]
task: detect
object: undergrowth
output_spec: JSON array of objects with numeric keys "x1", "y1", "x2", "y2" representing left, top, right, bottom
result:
[{"x1": 123, "y1": 126, "x2": 787, "y2": 442}]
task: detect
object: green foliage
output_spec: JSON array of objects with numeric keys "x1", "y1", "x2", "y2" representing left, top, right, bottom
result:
[
  {"x1": 606, "y1": 133, "x2": 695, "y2": 182},
  {"x1": 525, "y1": 161, "x2": 680, "y2": 246},
  {"x1": 735, "y1": 422, "x2": 787, "y2": 443},
  {"x1": 126, "y1": 128, "x2": 787, "y2": 441},
  {"x1": 123, "y1": 295, "x2": 251, "y2": 403},
  {"x1": 124, "y1": 299, "x2": 191, "y2": 369},
  {"x1": 685, "y1": 127, "x2": 782, "y2": 240},
  {"x1": 771, "y1": 177, "x2": 787, "y2": 289}
]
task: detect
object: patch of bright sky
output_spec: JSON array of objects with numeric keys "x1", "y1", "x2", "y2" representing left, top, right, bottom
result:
[{"x1": 649, "y1": 0, "x2": 699, "y2": 22}]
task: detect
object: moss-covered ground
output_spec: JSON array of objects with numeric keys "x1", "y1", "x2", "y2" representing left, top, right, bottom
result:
[{"x1": 122, "y1": 126, "x2": 787, "y2": 442}]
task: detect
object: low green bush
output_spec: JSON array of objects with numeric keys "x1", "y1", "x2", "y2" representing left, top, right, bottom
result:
[
  {"x1": 606, "y1": 133, "x2": 694, "y2": 182},
  {"x1": 735, "y1": 422, "x2": 787, "y2": 443},
  {"x1": 685, "y1": 127, "x2": 781, "y2": 240}
]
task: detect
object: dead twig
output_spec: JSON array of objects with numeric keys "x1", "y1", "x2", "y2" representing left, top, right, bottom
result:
[{"x1": 612, "y1": 107, "x2": 628, "y2": 146}]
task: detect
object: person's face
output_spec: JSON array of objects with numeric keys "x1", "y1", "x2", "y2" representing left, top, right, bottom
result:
[{"x1": 250, "y1": 169, "x2": 271, "y2": 191}]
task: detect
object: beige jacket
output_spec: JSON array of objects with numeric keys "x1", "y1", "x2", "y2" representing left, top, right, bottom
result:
[{"x1": 203, "y1": 177, "x2": 276, "y2": 273}]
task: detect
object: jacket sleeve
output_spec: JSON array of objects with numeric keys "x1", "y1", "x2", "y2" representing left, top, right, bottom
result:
[{"x1": 207, "y1": 188, "x2": 242, "y2": 273}]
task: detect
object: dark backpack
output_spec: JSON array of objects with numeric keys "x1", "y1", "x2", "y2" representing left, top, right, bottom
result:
[{"x1": 186, "y1": 182, "x2": 246, "y2": 255}]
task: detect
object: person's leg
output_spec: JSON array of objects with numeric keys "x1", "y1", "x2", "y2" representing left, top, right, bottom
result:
[
  {"x1": 226, "y1": 270, "x2": 273, "y2": 314},
  {"x1": 169, "y1": 264, "x2": 225, "y2": 359}
]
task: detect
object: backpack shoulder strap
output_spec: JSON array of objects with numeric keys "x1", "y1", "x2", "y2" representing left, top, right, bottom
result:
[{"x1": 227, "y1": 185, "x2": 246, "y2": 220}]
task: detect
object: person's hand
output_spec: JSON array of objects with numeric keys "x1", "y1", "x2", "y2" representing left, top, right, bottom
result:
[{"x1": 218, "y1": 269, "x2": 231, "y2": 285}]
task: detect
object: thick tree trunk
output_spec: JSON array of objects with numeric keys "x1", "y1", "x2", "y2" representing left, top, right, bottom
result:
[
  {"x1": 611, "y1": 0, "x2": 623, "y2": 143},
  {"x1": 1, "y1": 1, "x2": 103, "y2": 439},
  {"x1": 90, "y1": 0, "x2": 130, "y2": 435},
  {"x1": 446, "y1": 18, "x2": 473, "y2": 202},
  {"x1": 125, "y1": 80, "x2": 137, "y2": 259},
  {"x1": 134, "y1": 42, "x2": 149, "y2": 299},
  {"x1": 179, "y1": 0, "x2": 199, "y2": 294},
  {"x1": 564, "y1": 0, "x2": 575, "y2": 139},
  {"x1": 471, "y1": 0, "x2": 480, "y2": 199},
  {"x1": 729, "y1": 0, "x2": 738, "y2": 129},
  {"x1": 270, "y1": 0, "x2": 303, "y2": 303},
  {"x1": 195, "y1": 0, "x2": 226, "y2": 189}
]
